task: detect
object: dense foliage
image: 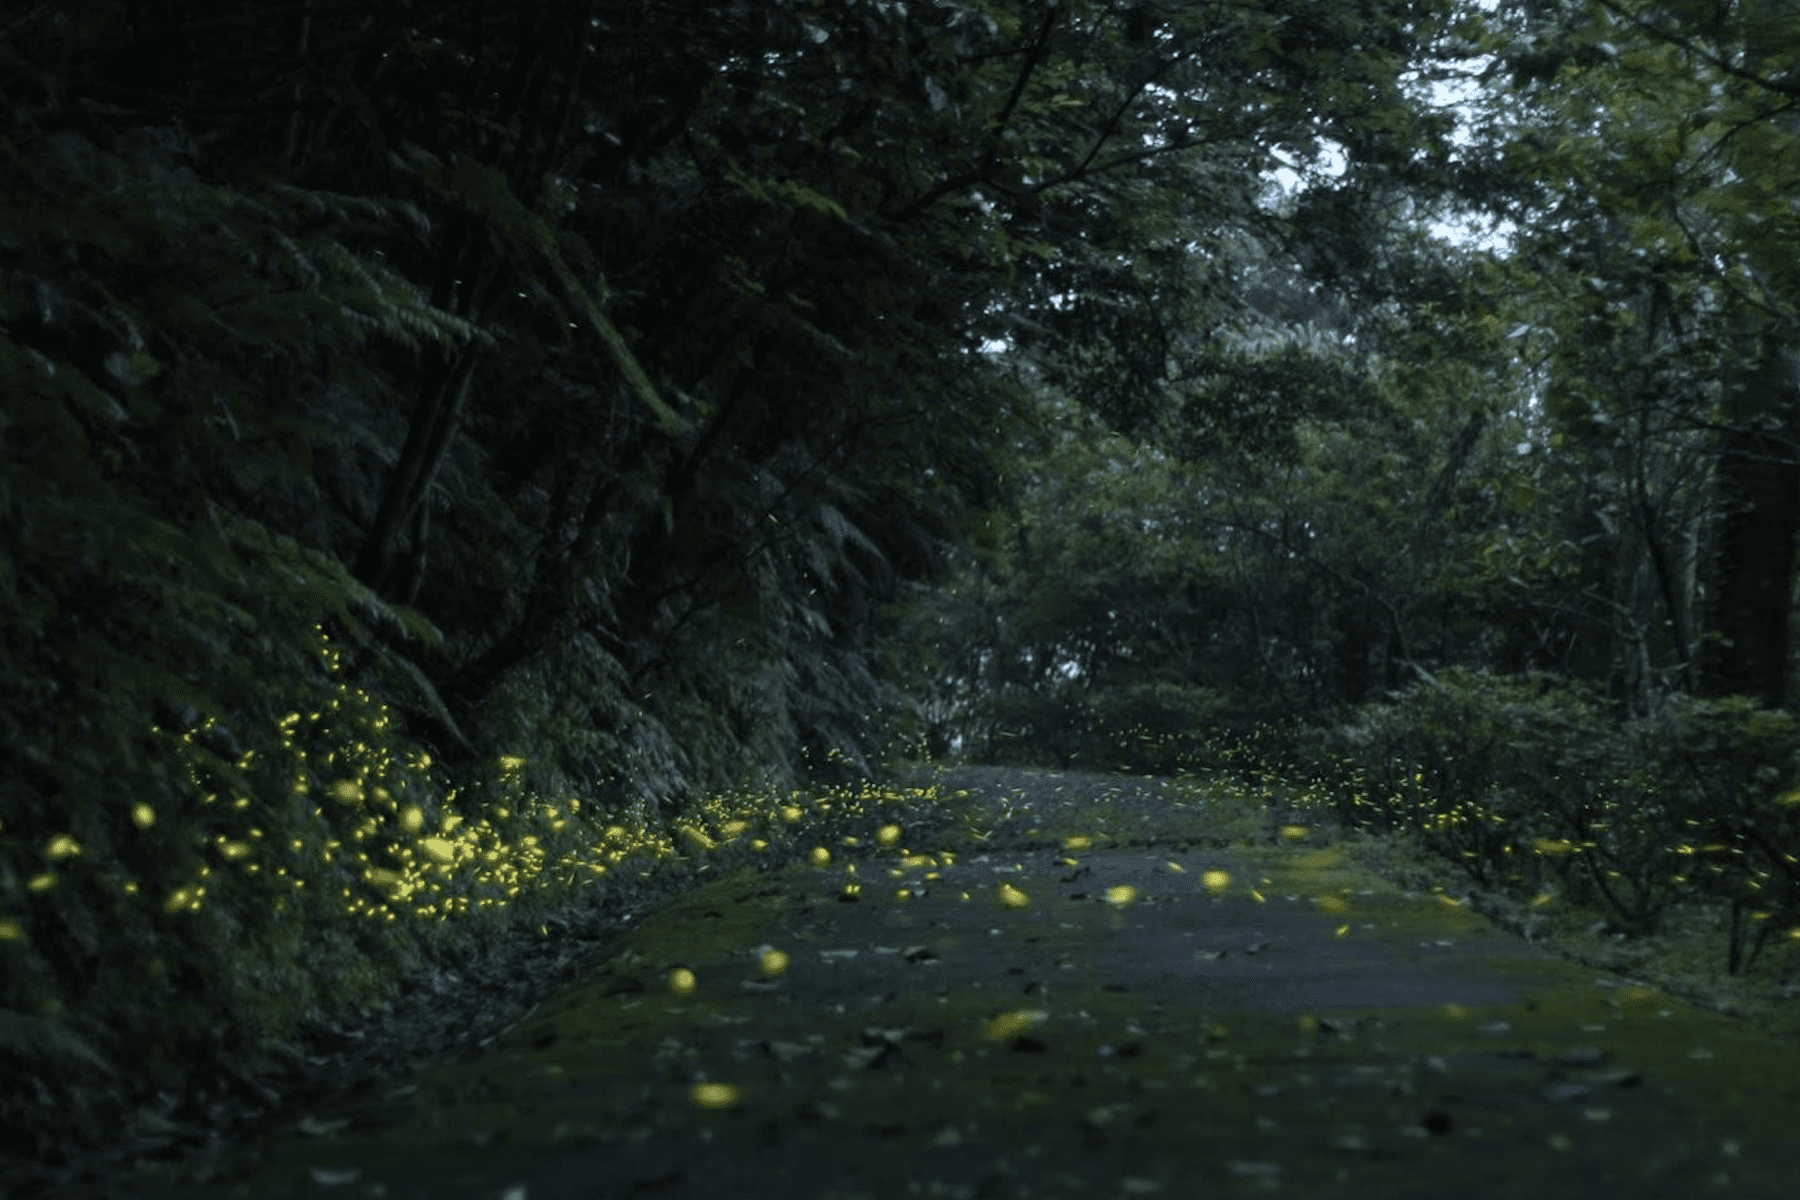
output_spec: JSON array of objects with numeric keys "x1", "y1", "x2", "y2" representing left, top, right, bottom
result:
[
  {"x1": 903, "y1": 0, "x2": 1800, "y2": 979},
  {"x1": 1300, "y1": 671, "x2": 1800, "y2": 974}
]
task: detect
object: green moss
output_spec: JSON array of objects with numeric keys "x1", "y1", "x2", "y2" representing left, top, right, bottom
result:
[{"x1": 191, "y1": 791, "x2": 1800, "y2": 1198}]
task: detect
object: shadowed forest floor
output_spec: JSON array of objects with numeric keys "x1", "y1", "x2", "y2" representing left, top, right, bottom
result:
[{"x1": 22, "y1": 765, "x2": 1800, "y2": 1199}]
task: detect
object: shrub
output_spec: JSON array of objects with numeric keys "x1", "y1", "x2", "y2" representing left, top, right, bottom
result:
[
  {"x1": 1082, "y1": 682, "x2": 1238, "y2": 774},
  {"x1": 1302, "y1": 669, "x2": 1800, "y2": 974},
  {"x1": 974, "y1": 685, "x2": 1091, "y2": 769},
  {"x1": 1638, "y1": 697, "x2": 1800, "y2": 974},
  {"x1": 1307, "y1": 671, "x2": 1662, "y2": 921},
  {"x1": 969, "y1": 681, "x2": 1237, "y2": 775}
]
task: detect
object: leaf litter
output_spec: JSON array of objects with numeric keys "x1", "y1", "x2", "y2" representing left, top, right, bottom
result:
[{"x1": 40, "y1": 765, "x2": 1800, "y2": 1198}]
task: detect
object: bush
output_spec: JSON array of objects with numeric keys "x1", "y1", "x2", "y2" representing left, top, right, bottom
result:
[
  {"x1": 1640, "y1": 697, "x2": 1800, "y2": 973},
  {"x1": 1300, "y1": 669, "x2": 1800, "y2": 975},
  {"x1": 973, "y1": 685, "x2": 1091, "y2": 768},
  {"x1": 969, "y1": 681, "x2": 1237, "y2": 775},
  {"x1": 1082, "y1": 682, "x2": 1239, "y2": 774},
  {"x1": 1302, "y1": 670, "x2": 1650, "y2": 922}
]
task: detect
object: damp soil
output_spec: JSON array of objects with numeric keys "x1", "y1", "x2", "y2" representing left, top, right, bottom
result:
[{"x1": 23, "y1": 765, "x2": 1800, "y2": 1199}]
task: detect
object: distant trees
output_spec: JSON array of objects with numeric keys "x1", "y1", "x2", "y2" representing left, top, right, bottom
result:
[
  {"x1": 907, "y1": 0, "x2": 1800, "y2": 759},
  {"x1": 1482, "y1": 0, "x2": 1800, "y2": 707}
]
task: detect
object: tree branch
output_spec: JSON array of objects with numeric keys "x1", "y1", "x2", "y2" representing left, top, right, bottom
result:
[{"x1": 1591, "y1": 0, "x2": 1800, "y2": 97}]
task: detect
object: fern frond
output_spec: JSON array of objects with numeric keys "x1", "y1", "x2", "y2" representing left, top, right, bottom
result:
[
  {"x1": 423, "y1": 155, "x2": 687, "y2": 435},
  {"x1": 816, "y1": 502, "x2": 885, "y2": 563}
]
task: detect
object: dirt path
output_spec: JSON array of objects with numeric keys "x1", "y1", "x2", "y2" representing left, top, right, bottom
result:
[{"x1": 74, "y1": 767, "x2": 1800, "y2": 1198}]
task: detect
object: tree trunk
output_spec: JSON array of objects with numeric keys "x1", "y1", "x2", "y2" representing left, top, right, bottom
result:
[
  {"x1": 353, "y1": 337, "x2": 481, "y2": 594},
  {"x1": 1334, "y1": 597, "x2": 1373, "y2": 704},
  {"x1": 1697, "y1": 349, "x2": 1800, "y2": 706}
]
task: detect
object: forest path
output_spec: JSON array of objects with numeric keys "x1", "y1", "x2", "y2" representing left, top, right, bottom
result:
[{"x1": 83, "y1": 767, "x2": 1800, "y2": 1198}]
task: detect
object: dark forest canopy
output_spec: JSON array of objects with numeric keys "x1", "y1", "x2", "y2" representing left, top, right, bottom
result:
[
  {"x1": 1, "y1": 0, "x2": 1511, "y2": 816},
  {"x1": 4, "y1": 0, "x2": 1800, "y2": 1161}
]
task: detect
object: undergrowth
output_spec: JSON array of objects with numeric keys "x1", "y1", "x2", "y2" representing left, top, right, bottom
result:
[
  {"x1": 0, "y1": 627, "x2": 950, "y2": 1166},
  {"x1": 1288, "y1": 668, "x2": 1800, "y2": 979}
]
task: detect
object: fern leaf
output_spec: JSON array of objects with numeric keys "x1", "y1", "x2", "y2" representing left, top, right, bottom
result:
[{"x1": 425, "y1": 156, "x2": 688, "y2": 435}]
